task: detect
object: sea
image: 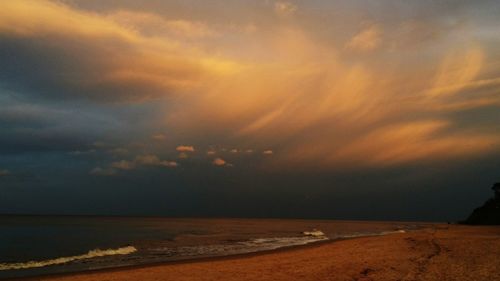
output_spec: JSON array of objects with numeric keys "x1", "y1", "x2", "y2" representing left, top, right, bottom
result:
[{"x1": 0, "y1": 216, "x2": 427, "y2": 279}]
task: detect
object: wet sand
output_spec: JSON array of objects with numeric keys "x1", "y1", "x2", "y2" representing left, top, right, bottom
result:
[{"x1": 19, "y1": 225, "x2": 500, "y2": 281}]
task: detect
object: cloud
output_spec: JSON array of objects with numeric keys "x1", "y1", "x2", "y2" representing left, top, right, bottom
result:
[
  {"x1": 111, "y1": 160, "x2": 135, "y2": 170},
  {"x1": 0, "y1": 169, "x2": 11, "y2": 176},
  {"x1": 2, "y1": 0, "x2": 500, "y2": 173},
  {"x1": 166, "y1": 16, "x2": 500, "y2": 170},
  {"x1": 212, "y1": 157, "x2": 231, "y2": 166},
  {"x1": 263, "y1": 150, "x2": 273, "y2": 155},
  {"x1": 426, "y1": 47, "x2": 483, "y2": 98},
  {"x1": 102, "y1": 154, "x2": 178, "y2": 174},
  {"x1": 274, "y1": 1, "x2": 297, "y2": 16},
  {"x1": 280, "y1": 119, "x2": 499, "y2": 169},
  {"x1": 0, "y1": 96, "x2": 104, "y2": 155},
  {"x1": 178, "y1": 152, "x2": 189, "y2": 159},
  {"x1": 161, "y1": 161, "x2": 178, "y2": 168},
  {"x1": 89, "y1": 167, "x2": 116, "y2": 176},
  {"x1": 135, "y1": 154, "x2": 178, "y2": 167},
  {"x1": 0, "y1": 0, "x2": 237, "y2": 102},
  {"x1": 207, "y1": 150, "x2": 216, "y2": 155},
  {"x1": 107, "y1": 11, "x2": 218, "y2": 39},
  {"x1": 345, "y1": 24, "x2": 382, "y2": 52},
  {"x1": 176, "y1": 145, "x2": 195, "y2": 152},
  {"x1": 230, "y1": 149, "x2": 238, "y2": 153}
]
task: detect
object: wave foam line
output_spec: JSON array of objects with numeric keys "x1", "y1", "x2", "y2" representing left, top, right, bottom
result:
[{"x1": 0, "y1": 246, "x2": 137, "y2": 271}]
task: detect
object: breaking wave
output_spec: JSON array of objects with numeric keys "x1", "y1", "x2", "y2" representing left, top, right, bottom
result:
[
  {"x1": 0, "y1": 229, "x2": 407, "y2": 272},
  {"x1": 0, "y1": 246, "x2": 137, "y2": 271},
  {"x1": 339, "y1": 229, "x2": 406, "y2": 239},
  {"x1": 150, "y1": 232, "x2": 329, "y2": 258},
  {"x1": 239, "y1": 235, "x2": 329, "y2": 250}
]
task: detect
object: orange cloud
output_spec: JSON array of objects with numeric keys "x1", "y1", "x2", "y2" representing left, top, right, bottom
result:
[
  {"x1": 4, "y1": 1, "x2": 499, "y2": 172},
  {"x1": 274, "y1": 1, "x2": 298, "y2": 16},
  {"x1": 135, "y1": 155, "x2": 178, "y2": 167},
  {"x1": 106, "y1": 155, "x2": 178, "y2": 173},
  {"x1": 176, "y1": 145, "x2": 195, "y2": 152},
  {"x1": 427, "y1": 47, "x2": 484, "y2": 98},
  {"x1": 0, "y1": 0, "x2": 239, "y2": 102},
  {"x1": 168, "y1": 31, "x2": 499, "y2": 170},
  {"x1": 107, "y1": 11, "x2": 217, "y2": 39},
  {"x1": 213, "y1": 158, "x2": 231, "y2": 166},
  {"x1": 345, "y1": 24, "x2": 382, "y2": 52}
]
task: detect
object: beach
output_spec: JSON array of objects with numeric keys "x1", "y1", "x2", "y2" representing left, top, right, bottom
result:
[{"x1": 18, "y1": 225, "x2": 500, "y2": 281}]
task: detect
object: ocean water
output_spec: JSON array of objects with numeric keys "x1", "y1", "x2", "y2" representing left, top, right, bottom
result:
[{"x1": 0, "y1": 216, "x2": 425, "y2": 279}]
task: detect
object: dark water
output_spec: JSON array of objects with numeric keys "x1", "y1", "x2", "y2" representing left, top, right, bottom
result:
[{"x1": 0, "y1": 216, "x2": 427, "y2": 279}]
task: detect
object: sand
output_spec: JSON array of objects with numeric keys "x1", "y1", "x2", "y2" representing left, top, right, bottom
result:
[{"x1": 20, "y1": 225, "x2": 500, "y2": 281}]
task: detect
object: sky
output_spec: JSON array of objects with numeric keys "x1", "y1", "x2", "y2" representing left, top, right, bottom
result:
[{"x1": 0, "y1": 0, "x2": 499, "y2": 221}]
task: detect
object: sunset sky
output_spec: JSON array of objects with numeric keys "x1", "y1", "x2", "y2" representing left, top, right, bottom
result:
[{"x1": 1, "y1": 0, "x2": 499, "y2": 221}]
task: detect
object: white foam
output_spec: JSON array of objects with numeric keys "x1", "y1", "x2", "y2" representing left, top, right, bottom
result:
[
  {"x1": 150, "y1": 235, "x2": 329, "y2": 258},
  {"x1": 0, "y1": 246, "x2": 137, "y2": 271},
  {"x1": 240, "y1": 235, "x2": 328, "y2": 250},
  {"x1": 380, "y1": 229, "x2": 406, "y2": 235},
  {"x1": 302, "y1": 230, "x2": 326, "y2": 237}
]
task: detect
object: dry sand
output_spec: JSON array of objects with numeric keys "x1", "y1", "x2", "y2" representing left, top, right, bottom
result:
[{"x1": 21, "y1": 225, "x2": 500, "y2": 281}]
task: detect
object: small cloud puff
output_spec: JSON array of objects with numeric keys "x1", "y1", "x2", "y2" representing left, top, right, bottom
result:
[
  {"x1": 263, "y1": 150, "x2": 274, "y2": 155},
  {"x1": 176, "y1": 145, "x2": 195, "y2": 152},
  {"x1": 230, "y1": 149, "x2": 238, "y2": 153},
  {"x1": 89, "y1": 167, "x2": 116, "y2": 176},
  {"x1": 178, "y1": 152, "x2": 189, "y2": 159},
  {"x1": 274, "y1": 1, "x2": 297, "y2": 16},
  {"x1": 111, "y1": 160, "x2": 135, "y2": 170},
  {"x1": 161, "y1": 161, "x2": 178, "y2": 168},
  {"x1": 213, "y1": 157, "x2": 232, "y2": 167},
  {"x1": 94, "y1": 154, "x2": 178, "y2": 176},
  {"x1": 136, "y1": 154, "x2": 178, "y2": 167},
  {"x1": 207, "y1": 150, "x2": 216, "y2": 155}
]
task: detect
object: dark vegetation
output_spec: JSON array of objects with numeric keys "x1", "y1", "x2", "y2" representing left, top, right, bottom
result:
[{"x1": 462, "y1": 183, "x2": 500, "y2": 225}]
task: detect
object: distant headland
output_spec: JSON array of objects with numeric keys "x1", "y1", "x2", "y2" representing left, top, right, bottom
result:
[{"x1": 462, "y1": 183, "x2": 500, "y2": 225}]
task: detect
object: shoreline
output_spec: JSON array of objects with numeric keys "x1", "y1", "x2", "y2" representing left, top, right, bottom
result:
[
  {"x1": 7, "y1": 228, "x2": 427, "y2": 281},
  {"x1": 5, "y1": 233, "x2": 352, "y2": 281},
  {"x1": 0, "y1": 218, "x2": 434, "y2": 280},
  {"x1": 5, "y1": 229, "x2": 418, "y2": 281},
  {"x1": 8, "y1": 224, "x2": 500, "y2": 281}
]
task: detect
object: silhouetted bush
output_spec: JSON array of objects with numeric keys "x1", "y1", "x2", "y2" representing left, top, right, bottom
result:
[{"x1": 462, "y1": 183, "x2": 500, "y2": 225}]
